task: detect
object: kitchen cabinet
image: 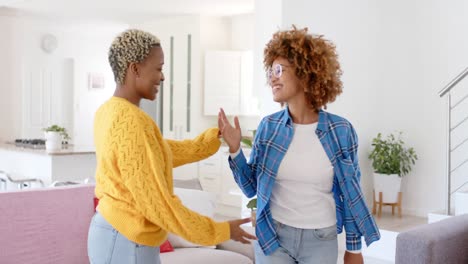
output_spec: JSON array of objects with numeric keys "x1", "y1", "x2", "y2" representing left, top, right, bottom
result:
[
  {"x1": 204, "y1": 50, "x2": 259, "y2": 116},
  {"x1": 198, "y1": 152, "x2": 222, "y2": 193},
  {"x1": 0, "y1": 143, "x2": 95, "y2": 189},
  {"x1": 22, "y1": 58, "x2": 74, "y2": 139},
  {"x1": 198, "y1": 146, "x2": 252, "y2": 217}
]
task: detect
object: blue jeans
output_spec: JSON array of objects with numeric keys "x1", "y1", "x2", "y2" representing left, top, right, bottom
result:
[
  {"x1": 87, "y1": 212, "x2": 161, "y2": 264},
  {"x1": 254, "y1": 220, "x2": 338, "y2": 264}
]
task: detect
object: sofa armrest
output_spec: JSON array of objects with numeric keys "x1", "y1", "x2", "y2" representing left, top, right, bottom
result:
[
  {"x1": 216, "y1": 226, "x2": 255, "y2": 262},
  {"x1": 395, "y1": 214, "x2": 468, "y2": 264}
]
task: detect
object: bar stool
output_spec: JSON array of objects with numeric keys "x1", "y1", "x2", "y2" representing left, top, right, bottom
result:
[
  {"x1": 49, "y1": 181, "x2": 80, "y2": 187},
  {"x1": 0, "y1": 170, "x2": 44, "y2": 190}
]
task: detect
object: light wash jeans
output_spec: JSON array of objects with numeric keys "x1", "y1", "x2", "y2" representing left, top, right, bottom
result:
[
  {"x1": 254, "y1": 220, "x2": 338, "y2": 264},
  {"x1": 87, "y1": 212, "x2": 161, "y2": 264}
]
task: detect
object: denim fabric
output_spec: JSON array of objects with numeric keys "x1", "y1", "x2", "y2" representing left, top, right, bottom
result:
[
  {"x1": 87, "y1": 212, "x2": 161, "y2": 264},
  {"x1": 254, "y1": 220, "x2": 338, "y2": 264}
]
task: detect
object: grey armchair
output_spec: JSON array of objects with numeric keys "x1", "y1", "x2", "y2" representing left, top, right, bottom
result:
[{"x1": 395, "y1": 214, "x2": 468, "y2": 264}]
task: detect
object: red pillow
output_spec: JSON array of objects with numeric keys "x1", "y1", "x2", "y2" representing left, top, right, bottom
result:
[
  {"x1": 160, "y1": 240, "x2": 174, "y2": 253},
  {"x1": 93, "y1": 197, "x2": 99, "y2": 212},
  {"x1": 92, "y1": 198, "x2": 173, "y2": 254}
]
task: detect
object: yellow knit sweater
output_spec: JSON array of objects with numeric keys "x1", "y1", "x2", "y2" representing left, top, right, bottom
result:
[{"x1": 93, "y1": 96, "x2": 229, "y2": 246}]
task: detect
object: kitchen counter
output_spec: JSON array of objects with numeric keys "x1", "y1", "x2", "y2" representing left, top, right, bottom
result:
[
  {"x1": 0, "y1": 142, "x2": 96, "y2": 189},
  {"x1": 0, "y1": 142, "x2": 95, "y2": 155}
]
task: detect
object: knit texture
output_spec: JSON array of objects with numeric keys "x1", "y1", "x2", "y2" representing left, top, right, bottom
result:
[{"x1": 94, "y1": 96, "x2": 229, "y2": 247}]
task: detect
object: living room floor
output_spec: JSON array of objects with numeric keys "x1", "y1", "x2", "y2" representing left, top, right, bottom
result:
[
  {"x1": 374, "y1": 211, "x2": 427, "y2": 232},
  {"x1": 337, "y1": 211, "x2": 428, "y2": 264}
]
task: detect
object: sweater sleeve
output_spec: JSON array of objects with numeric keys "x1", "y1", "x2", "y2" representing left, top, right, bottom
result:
[
  {"x1": 117, "y1": 119, "x2": 229, "y2": 246},
  {"x1": 166, "y1": 127, "x2": 221, "y2": 168}
]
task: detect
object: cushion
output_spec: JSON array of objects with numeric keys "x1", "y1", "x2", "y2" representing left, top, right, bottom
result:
[
  {"x1": 167, "y1": 234, "x2": 216, "y2": 248},
  {"x1": 173, "y1": 178, "x2": 203, "y2": 190},
  {"x1": 173, "y1": 187, "x2": 216, "y2": 218},
  {"x1": 168, "y1": 188, "x2": 217, "y2": 248},
  {"x1": 93, "y1": 197, "x2": 99, "y2": 212},
  {"x1": 160, "y1": 240, "x2": 174, "y2": 253},
  {"x1": 159, "y1": 247, "x2": 253, "y2": 264},
  {"x1": 216, "y1": 225, "x2": 255, "y2": 260}
]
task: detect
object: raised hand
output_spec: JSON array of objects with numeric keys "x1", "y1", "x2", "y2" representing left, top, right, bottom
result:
[
  {"x1": 218, "y1": 108, "x2": 242, "y2": 153},
  {"x1": 227, "y1": 218, "x2": 257, "y2": 244}
]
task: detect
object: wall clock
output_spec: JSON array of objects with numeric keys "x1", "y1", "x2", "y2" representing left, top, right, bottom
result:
[{"x1": 41, "y1": 34, "x2": 58, "y2": 53}]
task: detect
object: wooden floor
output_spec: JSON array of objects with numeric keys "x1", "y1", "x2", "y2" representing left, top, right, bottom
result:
[
  {"x1": 216, "y1": 209, "x2": 429, "y2": 233},
  {"x1": 373, "y1": 211, "x2": 427, "y2": 233}
]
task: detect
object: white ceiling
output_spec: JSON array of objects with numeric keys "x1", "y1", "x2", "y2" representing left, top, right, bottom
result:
[{"x1": 0, "y1": 0, "x2": 255, "y2": 22}]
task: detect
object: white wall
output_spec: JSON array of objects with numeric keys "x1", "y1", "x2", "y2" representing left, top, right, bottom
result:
[
  {"x1": 63, "y1": 23, "x2": 127, "y2": 147},
  {"x1": 0, "y1": 11, "x2": 23, "y2": 141},
  {"x1": 254, "y1": 0, "x2": 283, "y2": 117},
  {"x1": 255, "y1": 0, "x2": 468, "y2": 216},
  {"x1": 0, "y1": 12, "x2": 127, "y2": 146}
]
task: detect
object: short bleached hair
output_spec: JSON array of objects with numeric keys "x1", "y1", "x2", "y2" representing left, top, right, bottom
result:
[{"x1": 108, "y1": 29, "x2": 161, "y2": 84}]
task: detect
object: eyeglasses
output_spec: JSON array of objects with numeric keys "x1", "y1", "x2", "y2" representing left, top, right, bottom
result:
[{"x1": 266, "y1": 64, "x2": 290, "y2": 81}]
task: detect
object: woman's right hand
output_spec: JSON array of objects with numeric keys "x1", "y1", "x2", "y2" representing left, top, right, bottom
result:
[
  {"x1": 218, "y1": 108, "x2": 242, "y2": 153},
  {"x1": 227, "y1": 218, "x2": 257, "y2": 244}
]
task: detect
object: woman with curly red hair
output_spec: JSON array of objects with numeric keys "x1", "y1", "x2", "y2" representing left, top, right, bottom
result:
[{"x1": 219, "y1": 26, "x2": 380, "y2": 264}]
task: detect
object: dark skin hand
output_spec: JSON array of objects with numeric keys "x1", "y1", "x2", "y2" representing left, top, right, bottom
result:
[
  {"x1": 218, "y1": 108, "x2": 242, "y2": 153},
  {"x1": 344, "y1": 251, "x2": 364, "y2": 264},
  {"x1": 228, "y1": 218, "x2": 257, "y2": 244}
]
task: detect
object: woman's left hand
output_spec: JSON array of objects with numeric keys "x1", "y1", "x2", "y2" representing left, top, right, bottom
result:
[{"x1": 344, "y1": 251, "x2": 364, "y2": 264}]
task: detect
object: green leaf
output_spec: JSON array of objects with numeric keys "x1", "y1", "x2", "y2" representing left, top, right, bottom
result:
[
  {"x1": 368, "y1": 132, "x2": 417, "y2": 176},
  {"x1": 43, "y1": 124, "x2": 71, "y2": 140},
  {"x1": 246, "y1": 198, "x2": 257, "y2": 209},
  {"x1": 241, "y1": 138, "x2": 252, "y2": 148}
]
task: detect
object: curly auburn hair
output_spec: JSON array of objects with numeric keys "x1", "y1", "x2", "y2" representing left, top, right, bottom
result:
[
  {"x1": 108, "y1": 29, "x2": 161, "y2": 85},
  {"x1": 264, "y1": 26, "x2": 343, "y2": 110}
]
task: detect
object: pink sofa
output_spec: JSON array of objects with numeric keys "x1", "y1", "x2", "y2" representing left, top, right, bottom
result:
[
  {"x1": 0, "y1": 185, "x2": 254, "y2": 264},
  {"x1": 0, "y1": 185, "x2": 95, "y2": 264}
]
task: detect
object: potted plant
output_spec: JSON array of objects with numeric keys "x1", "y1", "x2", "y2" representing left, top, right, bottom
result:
[
  {"x1": 43, "y1": 125, "x2": 70, "y2": 151},
  {"x1": 240, "y1": 129, "x2": 256, "y2": 148},
  {"x1": 246, "y1": 198, "x2": 257, "y2": 227},
  {"x1": 368, "y1": 132, "x2": 417, "y2": 203}
]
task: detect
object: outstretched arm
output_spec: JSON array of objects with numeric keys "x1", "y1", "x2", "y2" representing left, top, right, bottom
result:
[
  {"x1": 166, "y1": 128, "x2": 221, "y2": 168},
  {"x1": 117, "y1": 121, "x2": 254, "y2": 245}
]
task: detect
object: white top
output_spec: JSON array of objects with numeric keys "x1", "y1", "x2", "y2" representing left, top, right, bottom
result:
[{"x1": 270, "y1": 122, "x2": 336, "y2": 229}]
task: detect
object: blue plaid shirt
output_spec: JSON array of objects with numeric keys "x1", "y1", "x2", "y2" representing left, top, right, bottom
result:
[{"x1": 228, "y1": 108, "x2": 380, "y2": 255}]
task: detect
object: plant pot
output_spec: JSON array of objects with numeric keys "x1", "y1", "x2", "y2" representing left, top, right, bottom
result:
[
  {"x1": 44, "y1": 131, "x2": 62, "y2": 152},
  {"x1": 373, "y1": 173, "x2": 401, "y2": 203},
  {"x1": 251, "y1": 209, "x2": 257, "y2": 227}
]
